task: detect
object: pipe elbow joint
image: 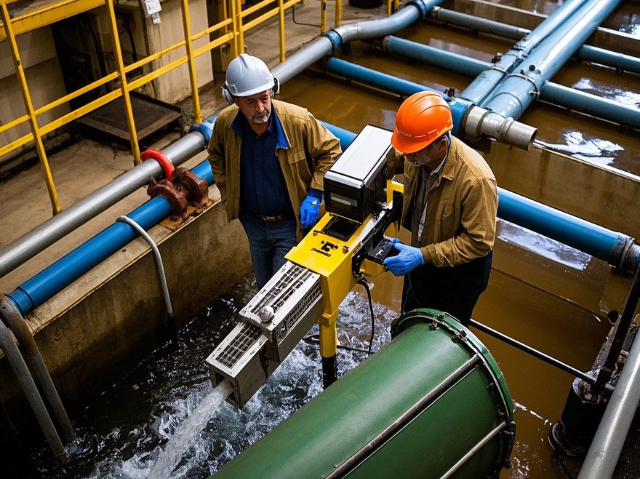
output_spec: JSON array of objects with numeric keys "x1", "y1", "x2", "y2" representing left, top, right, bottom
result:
[
  {"x1": 464, "y1": 106, "x2": 537, "y2": 151},
  {"x1": 406, "y1": 0, "x2": 431, "y2": 19},
  {"x1": 189, "y1": 120, "x2": 214, "y2": 144}
]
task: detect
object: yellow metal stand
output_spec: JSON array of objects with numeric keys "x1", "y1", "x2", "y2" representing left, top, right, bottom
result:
[{"x1": 286, "y1": 179, "x2": 404, "y2": 385}]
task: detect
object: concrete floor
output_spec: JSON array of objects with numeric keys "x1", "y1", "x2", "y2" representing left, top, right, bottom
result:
[{"x1": 0, "y1": 0, "x2": 387, "y2": 295}]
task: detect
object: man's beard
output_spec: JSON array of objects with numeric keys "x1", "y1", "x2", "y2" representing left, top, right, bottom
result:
[{"x1": 252, "y1": 109, "x2": 270, "y2": 124}]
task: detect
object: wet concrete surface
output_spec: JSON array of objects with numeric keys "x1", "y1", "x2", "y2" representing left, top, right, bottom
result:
[{"x1": 1, "y1": 0, "x2": 640, "y2": 478}]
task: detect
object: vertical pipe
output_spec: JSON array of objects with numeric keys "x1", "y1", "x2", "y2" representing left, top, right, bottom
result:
[
  {"x1": 0, "y1": 319, "x2": 66, "y2": 457},
  {"x1": 577, "y1": 331, "x2": 640, "y2": 479},
  {"x1": 0, "y1": 296, "x2": 76, "y2": 444}
]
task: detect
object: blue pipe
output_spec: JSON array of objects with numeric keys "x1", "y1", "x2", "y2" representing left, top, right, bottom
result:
[
  {"x1": 321, "y1": 123, "x2": 639, "y2": 272},
  {"x1": 8, "y1": 161, "x2": 214, "y2": 316},
  {"x1": 380, "y1": 36, "x2": 640, "y2": 130},
  {"x1": 480, "y1": 0, "x2": 624, "y2": 120},
  {"x1": 323, "y1": 57, "x2": 470, "y2": 137},
  {"x1": 461, "y1": 0, "x2": 592, "y2": 105}
]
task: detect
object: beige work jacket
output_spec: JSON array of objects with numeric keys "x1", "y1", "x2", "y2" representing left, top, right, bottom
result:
[
  {"x1": 207, "y1": 99, "x2": 341, "y2": 240},
  {"x1": 401, "y1": 137, "x2": 498, "y2": 267}
]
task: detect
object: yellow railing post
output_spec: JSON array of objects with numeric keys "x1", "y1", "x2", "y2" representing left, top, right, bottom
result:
[
  {"x1": 228, "y1": 0, "x2": 239, "y2": 59},
  {"x1": 278, "y1": 0, "x2": 285, "y2": 62},
  {"x1": 235, "y1": 0, "x2": 245, "y2": 54},
  {"x1": 104, "y1": 0, "x2": 141, "y2": 165},
  {"x1": 321, "y1": 0, "x2": 327, "y2": 33},
  {"x1": 180, "y1": 0, "x2": 202, "y2": 124},
  {"x1": 335, "y1": 0, "x2": 342, "y2": 27},
  {"x1": 0, "y1": 0, "x2": 61, "y2": 215}
]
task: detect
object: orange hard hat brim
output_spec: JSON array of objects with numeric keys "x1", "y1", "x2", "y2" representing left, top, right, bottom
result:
[{"x1": 391, "y1": 128, "x2": 435, "y2": 154}]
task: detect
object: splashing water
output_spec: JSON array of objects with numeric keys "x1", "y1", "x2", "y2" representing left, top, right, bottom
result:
[
  {"x1": 148, "y1": 380, "x2": 234, "y2": 478},
  {"x1": 32, "y1": 282, "x2": 392, "y2": 479}
]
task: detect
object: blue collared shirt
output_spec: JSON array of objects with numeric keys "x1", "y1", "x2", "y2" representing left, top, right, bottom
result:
[{"x1": 231, "y1": 109, "x2": 294, "y2": 217}]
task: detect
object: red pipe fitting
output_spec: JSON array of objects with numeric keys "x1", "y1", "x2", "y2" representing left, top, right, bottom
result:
[{"x1": 141, "y1": 149, "x2": 175, "y2": 180}]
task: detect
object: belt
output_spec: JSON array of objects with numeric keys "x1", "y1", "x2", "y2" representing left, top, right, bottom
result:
[{"x1": 260, "y1": 214, "x2": 285, "y2": 222}]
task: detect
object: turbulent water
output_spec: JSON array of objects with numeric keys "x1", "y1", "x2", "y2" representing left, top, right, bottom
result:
[{"x1": 32, "y1": 277, "x2": 395, "y2": 479}]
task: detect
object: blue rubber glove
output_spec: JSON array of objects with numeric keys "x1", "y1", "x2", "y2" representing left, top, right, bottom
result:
[
  {"x1": 300, "y1": 192, "x2": 322, "y2": 228},
  {"x1": 383, "y1": 240, "x2": 425, "y2": 276}
]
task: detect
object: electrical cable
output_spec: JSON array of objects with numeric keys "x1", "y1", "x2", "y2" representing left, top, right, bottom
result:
[
  {"x1": 291, "y1": 4, "x2": 321, "y2": 28},
  {"x1": 302, "y1": 279, "x2": 378, "y2": 355},
  {"x1": 357, "y1": 279, "x2": 376, "y2": 355}
]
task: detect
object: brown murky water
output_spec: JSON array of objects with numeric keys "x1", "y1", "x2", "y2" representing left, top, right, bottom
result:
[{"x1": 278, "y1": 10, "x2": 640, "y2": 479}]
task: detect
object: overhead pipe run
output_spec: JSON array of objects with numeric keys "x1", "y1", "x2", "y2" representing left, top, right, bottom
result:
[
  {"x1": 322, "y1": 123, "x2": 640, "y2": 274},
  {"x1": 323, "y1": 57, "x2": 536, "y2": 150},
  {"x1": 460, "y1": 0, "x2": 593, "y2": 105},
  {"x1": 378, "y1": 36, "x2": 640, "y2": 131},
  {"x1": 271, "y1": 0, "x2": 443, "y2": 84},
  {"x1": 428, "y1": 7, "x2": 640, "y2": 75},
  {"x1": 477, "y1": 0, "x2": 624, "y2": 121}
]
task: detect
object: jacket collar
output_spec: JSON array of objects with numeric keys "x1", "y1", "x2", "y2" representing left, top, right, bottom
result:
[{"x1": 230, "y1": 100, "x2": 289, "y2": 150}]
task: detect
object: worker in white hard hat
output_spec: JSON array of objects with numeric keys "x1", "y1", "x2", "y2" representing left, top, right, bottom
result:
[{"x1": 207, "y1": 54, "x2": 341, "y2": 288}]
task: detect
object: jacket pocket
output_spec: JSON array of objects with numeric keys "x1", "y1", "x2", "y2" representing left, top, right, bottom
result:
[{"x1": 287, "y1": 149, "x2": 307, "y2": 165}]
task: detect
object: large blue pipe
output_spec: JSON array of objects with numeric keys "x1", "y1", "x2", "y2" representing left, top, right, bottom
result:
[
  {"x1": 321, "y1": 123, "x2": 639, "y2": 273},
  {"x1": 479, "y1": 0, "x2": 624, "y2": 120},
  {"x1": 379, "y1": 37, "x2": 640, "y2": 130},
  {"x1": 8, "y1": 162, "x2": 214, "y2": 316},
  {"x1": 461, "y1": 0, "x2": 592, "y2": 105},
  {"x1": 324, "y1": 57, "x2": 470, "y2": 135}
]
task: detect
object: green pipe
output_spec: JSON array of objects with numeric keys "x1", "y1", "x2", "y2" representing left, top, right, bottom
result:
[{"x1": 210, "y1": 310, "x2": 515, "y2": 479}]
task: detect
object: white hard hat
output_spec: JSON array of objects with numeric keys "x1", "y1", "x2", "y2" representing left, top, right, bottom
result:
[{"x1": 222, "y1": 54, "x2": 276, "y2": 103}]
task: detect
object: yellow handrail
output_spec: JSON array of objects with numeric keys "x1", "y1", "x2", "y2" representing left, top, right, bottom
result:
[{"x1": 0, "y1": 0, "x2": 379, "y2": 216}]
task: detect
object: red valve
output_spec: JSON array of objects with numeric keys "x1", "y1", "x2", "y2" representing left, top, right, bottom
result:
[{"x1": 141, "y1": 149, "x2": 175, "y2": 180}]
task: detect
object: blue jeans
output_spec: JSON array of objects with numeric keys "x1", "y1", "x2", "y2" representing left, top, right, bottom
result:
[{"x1": 239, "y1": 212, "x2": 297, "y2": 289}]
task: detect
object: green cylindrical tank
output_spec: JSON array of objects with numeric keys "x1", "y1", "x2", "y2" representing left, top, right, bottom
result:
[{"x1": 211, "y1": 309, "x2": 515, "y2": 479}]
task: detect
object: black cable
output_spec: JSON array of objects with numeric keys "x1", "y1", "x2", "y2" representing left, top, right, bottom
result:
[
  {"x1": 291, "y1": 4, "x2": 321, "y2": 28},
  {"x1": 302, "y1": 280, "x2": 377, "y2": 355},
  {"x1": 302, "y1": 335, "x2": 372, "y2": 355},
  {"x1": 357, "y1": 279, "x2": 376, "y2": 355}
]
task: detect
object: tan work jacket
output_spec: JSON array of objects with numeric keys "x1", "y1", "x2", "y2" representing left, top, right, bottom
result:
[
  {"x1": 207, "y1": 99, "x2": 341, "y2": 240},
  {"x1": 401, "y1": 137, "x2": 498, "y2": 267}
]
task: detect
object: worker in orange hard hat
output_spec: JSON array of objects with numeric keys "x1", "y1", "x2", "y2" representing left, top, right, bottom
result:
[{"x1": 383, "y1": 91, "x2": 498, "y2": 326}]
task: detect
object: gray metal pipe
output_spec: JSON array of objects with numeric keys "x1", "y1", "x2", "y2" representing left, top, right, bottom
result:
[
  {"x1": 0, "y1": 295, "x2": 76, "y2": 444},
  {"x1": 0, "y1": 312, "x2": 66, "y2": 457},
  {"x1": 271, "y1": 0, "x2": 440, "y2": 84},
  {"x1": 577, "y1": 330, "x2": 640, "y2": 479},
  {"x1": 0, "y1": 130, "x2": 207, "y2": 280}
]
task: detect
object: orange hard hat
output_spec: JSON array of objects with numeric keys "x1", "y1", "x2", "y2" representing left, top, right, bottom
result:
[{"x1": 391, "y1": 91, "x2": 453, "y2": 154}]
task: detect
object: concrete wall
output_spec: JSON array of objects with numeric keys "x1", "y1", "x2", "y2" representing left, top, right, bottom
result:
[
  {"x1": 142, "y1": 0, "x2": 215, "y2": 104},
  {"x1": 0, "y1": 188, "x2": 252, "y2": 428},
  {"x1": 0, "y1": 28, "x2": 69, "y2": 164}
]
